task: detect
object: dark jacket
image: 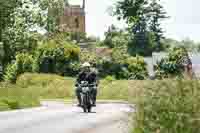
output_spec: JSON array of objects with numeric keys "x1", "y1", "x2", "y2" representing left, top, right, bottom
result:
[{"x1": 76, "y1": 71, "x2": 98, "y2": 85}]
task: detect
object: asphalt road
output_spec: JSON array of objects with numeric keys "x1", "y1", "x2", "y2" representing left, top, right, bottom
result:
[{"x1": 0, "y1": 101, "x2": 133, "y2": 133}]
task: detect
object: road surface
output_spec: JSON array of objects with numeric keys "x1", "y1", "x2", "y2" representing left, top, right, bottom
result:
[{"x1": 0, "y1": 101, "x2": 133, "y2": 133}]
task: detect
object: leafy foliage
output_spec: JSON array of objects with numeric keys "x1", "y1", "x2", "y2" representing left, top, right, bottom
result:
[
  {"x1": 114, "y1": 0, "x2": 168, "y2": 56},
  {"x1": 4, "y1": 53, "x2": 34, "y2": 83},
  {"x1": 34, "y1": 40, "x2": 80, "y2": 76},
  {"x1": 155, "y1": 47, "x2": 189, "y2": 79},
  {"x1": 40, "y1": 0, "x2": 65, "y2": 33},
  {"x1": 198, "y1": 43, "x2": 200, "y2": 52},
  {"x1": 128, "y1": 32, "x2": 156, "y2": 56},
  {"x1": 96, "y1": 48, "x2": 148, "y2": 79},
  {"x1": 149, "y1": 0, "x2": 168, "y2": 52},
  {"x1": 103, "y1": 25, "x2": 129, "y2": 49},
  {"x1": 125, "y1": 56, "x2": 148, "y2": 80},
  {"x1": 80, "y1": 51, "x2": 97, "y2": 64},
  {"x1": 0, "y1": 0, "x2": 64, "y2": 69},
  {"x1": 0, "y1": 0, "x2": 18, "y2": 41},
  {"x1": 162, "y1": 38, "x2": 200, "y2": 52}
]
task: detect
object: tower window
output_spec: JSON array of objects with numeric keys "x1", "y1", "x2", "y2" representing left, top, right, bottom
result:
[{"x1": 75, "y1": 18, "x2": 79, "y2": 28}]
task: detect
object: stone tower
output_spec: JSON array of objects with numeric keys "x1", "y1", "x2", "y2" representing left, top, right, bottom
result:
[{"x1": 59, "y1": 0, "x2": 86, "y2": 33}]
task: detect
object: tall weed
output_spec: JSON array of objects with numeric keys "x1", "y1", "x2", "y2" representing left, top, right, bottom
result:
[{"x1": 129, "y1": 80, "x2": 200, "y2": 133}]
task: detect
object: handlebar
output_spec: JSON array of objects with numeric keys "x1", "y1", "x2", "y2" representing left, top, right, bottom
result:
[{"x1": 76, "y1": 82, "x2": 97, "y2": 87}]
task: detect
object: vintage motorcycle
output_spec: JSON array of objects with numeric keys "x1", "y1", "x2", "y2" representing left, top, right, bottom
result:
[{"x1": 79, "y1": 81, "x2": 93, "y2": 113}]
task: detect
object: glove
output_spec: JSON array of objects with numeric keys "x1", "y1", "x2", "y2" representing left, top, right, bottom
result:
[{"x1": 75, "y1": 83, "x2": 78, "y2": 87}]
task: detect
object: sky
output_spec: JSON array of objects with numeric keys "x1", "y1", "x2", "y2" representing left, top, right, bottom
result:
[{"x1": 69, "y1": 0, "x2": 200, "y2": 42}]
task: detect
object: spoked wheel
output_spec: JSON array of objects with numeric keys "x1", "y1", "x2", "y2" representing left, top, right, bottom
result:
[
  {"x1": 83, "y1": 106, "x2": 87, "y2": 112},
  {"x1": 82, "y1": 95, "x2": 88, "y2": 113},
  {"x1": 87, "y1": 106, "x2": 91, "y2": 112},
  {"x1": 81, "y1": 92, "x2": 93, "y2": 113}
]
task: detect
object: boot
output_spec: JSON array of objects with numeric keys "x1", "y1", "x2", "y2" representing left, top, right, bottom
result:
[
  {"x1": 92, "y1": 95, "x2": 96, "y2": 106},
  {"x1": 93, "y1": 89, "x2": 97, "y2": 106},
  {"x1": 77, "y1": 95, "x2": 82, "y2": 106}
]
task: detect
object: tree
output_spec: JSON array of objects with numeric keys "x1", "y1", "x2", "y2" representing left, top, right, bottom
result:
[
  {"x1": 0, "y1": 0, "x2": 18, "y2": 42},
  {"x1": 149, "y1": 0, "x2": 168, "y2": 52},
  {"x1": 181, "y1": 38, "x2": 196, "y2": 52},
  {"x1": 104, "y1": 25, "x2": 120, "y2": 48},
  {"x1": 114, "y1": 0, "x2": 168, "y2": 56},
  {"x1": 104, "y1": 24, "x2": 129, "y2": 49},
  {"x1": 39, "y1": 0, "x2": 65, "y2": 33},
  {"x1": 161, "y1": 38, "x2": 181, "y2": 51},
  {"x1": 2, "y1": 0, "x2": 46, "y2": 67},
  {"x1": 1, "y1": 0, "x2": 64, "y2": 70},
  {"x1": 197, "y1": 43, "x2": 200, "y2": 52},
  {"x1": 114, "y1": 0, "x2": 152, "y2": 56}
]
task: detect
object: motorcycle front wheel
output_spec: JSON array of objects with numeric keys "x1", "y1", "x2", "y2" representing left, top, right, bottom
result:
[
  {"x1": 87, "y1": 106, "x2": 91, "y2": 112},
  {"x1": 82, "y1": 94, "x2": 88, "y2": 113}
]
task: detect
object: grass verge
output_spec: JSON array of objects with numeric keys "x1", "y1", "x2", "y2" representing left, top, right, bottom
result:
[
  {"x1": 128, "y1": 80, "x2": 200, "y2": 133},
  {"x1": 16, "y1": 73, "x2": 129, "y2": 100},
  {"x1": 0, "y1": 83, "x2": 40, "y2": 111},
  {"x1": 0, "y1": 73, "x2": 129, "y2": 111}
]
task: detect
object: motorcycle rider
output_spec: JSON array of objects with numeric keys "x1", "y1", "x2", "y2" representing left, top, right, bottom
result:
[{"x1": 75, "y1": 62, "x2": 98, "y2": 106}]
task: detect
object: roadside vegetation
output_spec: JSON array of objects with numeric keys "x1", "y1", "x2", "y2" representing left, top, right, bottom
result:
[
  {"x1": 129, "y1": 80, "x2": 200, "y2": 133},
  {"x1": 0, "y1": 73, "x2": 128, "y2": 111},
  {"x1": 0, "y1": 82, "x2": 40, "y2": 111},
  {"x1": 17, "y1": 73, "x2": 128, "y2": 100},
  {"x1": 1, "y1": 0, "x2": 200, "y2": 132}
]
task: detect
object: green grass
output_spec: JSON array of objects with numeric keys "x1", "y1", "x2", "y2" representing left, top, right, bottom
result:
[
  {"x1": 98, "y1": 80, "x2": 128, "y2": 100},
  {"x1": 16, "y1": 73, "x2": 129, "y2": 100},
  {"x1": 3, "y1": 73, "x2": 199, "y2": 132},
  {"x1": 0, "y1": 82, "x2": 40, "y2": 111},
  {"x1": 128, "y1": 80, "x2": 200, "y2": 133},
  {"x1": 16, "y1": 73, "x2": 75, "y2": 99},
  {"x1": 0, "y1": 73, "x2": 129, "y2": 111}
]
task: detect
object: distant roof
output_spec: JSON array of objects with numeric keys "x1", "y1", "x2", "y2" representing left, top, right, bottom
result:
[{"x1": 95, "y1": 47, "x2": 112, "y2": 57}]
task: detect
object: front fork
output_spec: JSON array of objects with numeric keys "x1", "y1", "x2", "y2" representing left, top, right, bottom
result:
[{"x1": 90, "y1": 87, "x2": 97, "y2": 104}]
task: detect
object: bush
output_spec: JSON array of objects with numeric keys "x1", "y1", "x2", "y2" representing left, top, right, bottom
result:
[
  {"x1": 95, "y1": 48, "x2": 148, "y2": 79},
  {"x1": 129, "y1": 80, "x2": 200, "y2": 133},
  {"x1": 4, "y1": 53, "x2": 34, "y2": 83},
  {"x1": 103, "y1": 25, "x2": 129, "y2": 49},
  {"x1": 34, "y1": 40, "x2": 80, "y2": 76},
  {"x1": 80, "y1": 51, "x2": 97, "y2": 64},
  {"x1": 155, "y1": 46, "x2": 189, "y2": 79},
  {"x1": 104, "y1": 75, "x2": 115, "y2": 82},
  {"x1": 125, "y1": 56, "x2": 148, "y2": 80},
  {"x1": 96, "y1": 57, "x2": 115, "y2": 77}
]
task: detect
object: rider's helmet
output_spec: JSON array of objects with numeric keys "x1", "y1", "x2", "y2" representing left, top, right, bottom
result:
[{"x1": 81, "y1": 62, "x2": 91, "y2": 72}]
